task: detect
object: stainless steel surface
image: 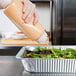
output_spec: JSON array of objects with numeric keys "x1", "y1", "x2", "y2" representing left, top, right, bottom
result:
[
  {"x1": 0, "y1": 56, "x2": 24, "y2": 76},
  {"x1": 0, "y1": 56, "x2": 76, "y2": 76},
  {"x1": 62, "y1": 0, "x2": 76, "y2": 44},
  {"x1": 51, "y1": 0, "x2": 62, "y2": 45},
  {"x1": 23, "y1": 71, "x2": 76, "y2": 76},
  {"x1": 31, "y1": 0, "x2": 51, "y2": 2},
  {"x1": 0, "y1": 47, "x2": 22, "y2": 56},
  {"x1": 52, "y1": 0, "x2": 76, "y2": 45},
  {"x1": 16, "y1": 46, "x2": 76, "y2": 73},
  {"x1": 0, "y1": 46, "x2": 22, "y2": 49}
]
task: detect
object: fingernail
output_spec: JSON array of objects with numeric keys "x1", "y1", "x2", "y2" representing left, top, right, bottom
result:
[
  {"x1": 25, "y1": 19, "x2": 28, "y2": 23},
  {"x1": 23, "y1": 9, "x2": 25, "y2": 13}
]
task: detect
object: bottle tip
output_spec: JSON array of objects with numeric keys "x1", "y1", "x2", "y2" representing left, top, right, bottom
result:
[{"x1": 37, "y1": 32, "x2": 48, "y2": 43}]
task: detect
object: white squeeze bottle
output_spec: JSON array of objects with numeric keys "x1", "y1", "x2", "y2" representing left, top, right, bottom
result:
[{"x1": 3, "y1": 0, "x2": 48, "y2": 42}]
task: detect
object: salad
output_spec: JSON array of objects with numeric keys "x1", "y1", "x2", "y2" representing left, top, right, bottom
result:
[{"x1": 22, "y1": 47, "x2": 76, "y2": 59}]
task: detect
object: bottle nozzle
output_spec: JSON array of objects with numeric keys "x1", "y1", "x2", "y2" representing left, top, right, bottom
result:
[{"x1": 37, "y1": 32, "x2": 48, "y2": 43}]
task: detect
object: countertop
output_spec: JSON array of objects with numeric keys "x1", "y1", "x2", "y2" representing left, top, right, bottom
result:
[
  {"x1": 0, "y1": 56, "x2": 76, "y2": 76},
  {"x1": 0, "y1": 56, "x2": 23, "y2": 76}
]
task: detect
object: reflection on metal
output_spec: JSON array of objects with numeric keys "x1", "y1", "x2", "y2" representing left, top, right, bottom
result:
[
  {"x1": 22, "y1": 58, "x2": 76, "y2": 73},
  {"x1": 31, "y1": 0, "x2": 51, "y2": 2},
  {"x1": 63, "y1": 0, "x2": 76, "y2": 44},
  {"x1": 0, "y1": 56, "x2": 23, "y2": 76},
  {"x1": 23, "y1": 71, "x2": 76, "y2": 76},
  {"x1": 52, "y1": 0, "x2": 76, "y2": 45},
  {"x1": 51, "y1": 0, "x2": 62, "y2": 45},
  {"x1": 0, "y1": 56, "x2": 75, "y2": 76}
]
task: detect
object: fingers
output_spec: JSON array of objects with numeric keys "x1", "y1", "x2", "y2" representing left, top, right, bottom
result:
[
  {"x1": 22, "y1": 0, "x2": 39, "y2": 25},
  {"x1": 33, "y1": 9, "x2": 39, "y2": 25},
  {"x1": 22, "y1": 4, "x2": 30, "y2": 20},
  {"x1": 25, "y1": 4, "x2": 35, "y2": 23},
  {"x1": 22, "y1": 1, "x2": 29, "y2": 13},
  {"x1": 23, "y1": 3, "x2": 36, "y2": 23}
]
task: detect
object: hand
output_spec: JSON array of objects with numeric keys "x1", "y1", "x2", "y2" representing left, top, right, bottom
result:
[{"x1": 22, "y1": 0, "x2": 39, "y2": 25}]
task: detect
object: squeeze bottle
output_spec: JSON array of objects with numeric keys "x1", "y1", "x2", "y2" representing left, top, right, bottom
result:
[{"x1": 3, "y1": 0, "x2": 48, "y2": 42}]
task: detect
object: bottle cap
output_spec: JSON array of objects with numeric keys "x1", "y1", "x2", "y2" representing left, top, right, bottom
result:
[
  {"x1": 37, "y1": 32, "x2": 48, "y2": 43},
  {"x1": 0, "y1": 0, "x2": 11, "y2": 8}
]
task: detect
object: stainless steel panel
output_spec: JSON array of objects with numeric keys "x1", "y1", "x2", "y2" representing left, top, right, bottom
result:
[
  {"x1": 63, "y1": 0, "x2": 76, "y2": 44},
  {"x1": 0, "y1": 56, "x2": 23, "y2": 76},
  {"x1": 52, "y1": 0, "x2": 62, "y2": 45},
  {"x1": 0, "y1": 47, "x2": 22, "y2": 55},
  {"x1": 0, "y1": 56, "x2": 76, "y2": 76},
  {"x1": 31, "y1": 0, "x2": 51, "y2": 2}
]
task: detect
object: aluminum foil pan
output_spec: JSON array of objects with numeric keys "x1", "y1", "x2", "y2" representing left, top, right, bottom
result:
[{"x1": 16, "y1": 46, "x2": 76, "y2": 73}]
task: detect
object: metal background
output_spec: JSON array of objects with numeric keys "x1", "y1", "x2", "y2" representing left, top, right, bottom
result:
[
  {"x1": 0, "y1": 56, "x2": 76, "y2": 76},
  {"x1": 52, "y1": 0, "x2": 76, "y2": 45}
]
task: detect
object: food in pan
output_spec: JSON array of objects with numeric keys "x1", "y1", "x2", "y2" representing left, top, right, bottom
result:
[{"x1": 22, "y1": 47, "x2": 76, "y2": 58}]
